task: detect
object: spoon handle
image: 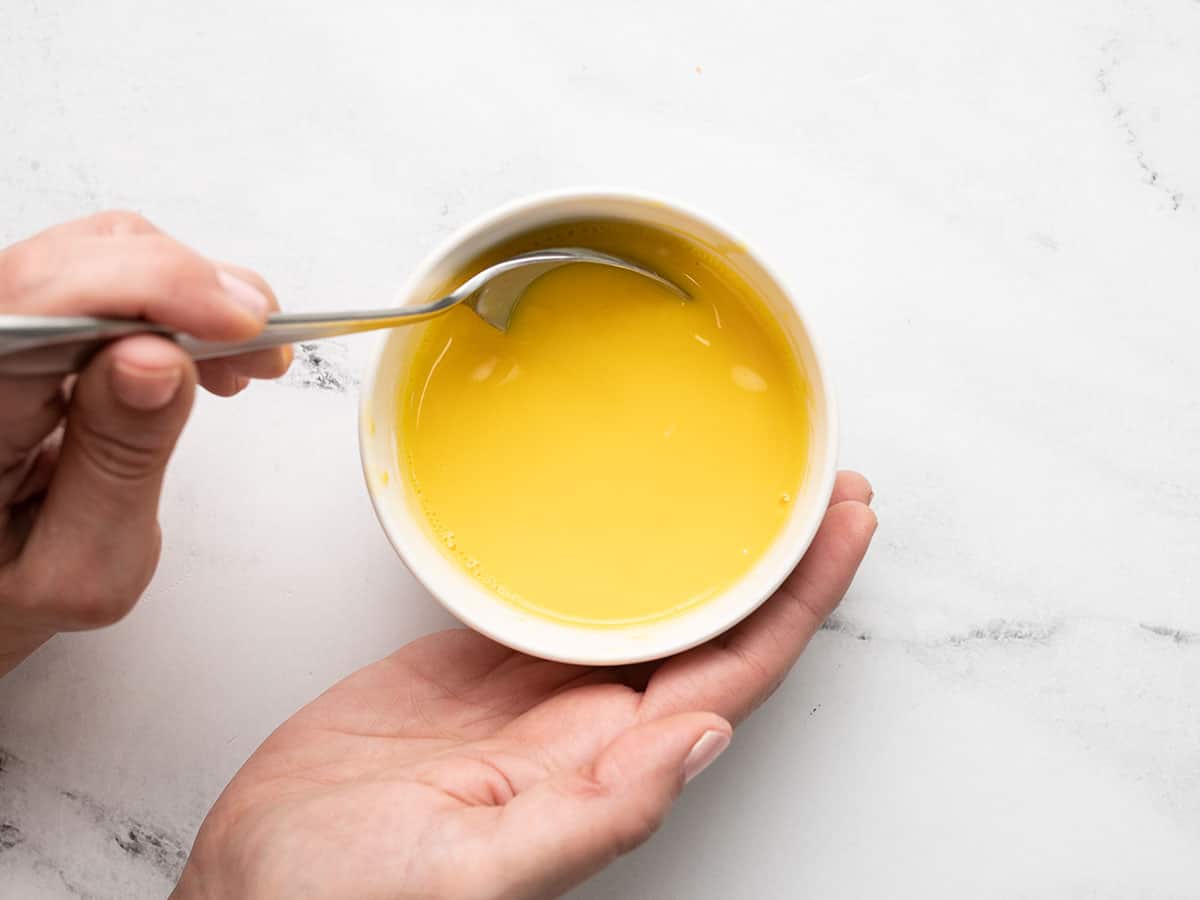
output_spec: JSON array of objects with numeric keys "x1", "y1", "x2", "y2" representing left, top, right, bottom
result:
[{"x1": 0, "y1": 307, "x2": 448, "y2": 377}]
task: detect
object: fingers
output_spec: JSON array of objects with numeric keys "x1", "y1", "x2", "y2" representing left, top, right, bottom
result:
[
  {"x1": 195, "y1": 363, "x2": 250, "y2": 398},
  {"x1": 2, "y1": 213, "x2": 290, "y2": 408},
  {"x1": 752, "y1": 499, "x2": 877, "y2": 645},
  {"x1": 0, "y1": 375, "x2": 66, "y2": 489},
  {"x1": 830, "y1": 469, "x2": 873, "y2": 506},
  {"x1": 9, "y1": 436, "x2": 60, "y2": 506},
  {"x1": 642, "y1": 488, "x2": 877, "y2": 726},
  {"x1": 0, "y1": 335, "x2": 195, "y2": 630},
  {"x1": 2, "y1": 233, "x2": 270, "y2": 340},
  {"x1": 193, "y1": 263, "x2": 291, "y2": 395},
  {"x1": 197, "y1": 347, "x2": 292, "y2": 389},
  {"x1": 195, "y1": 348, "x2": 291, "y2": 396},
  {"x1": 611, "y1": 470, "x2": 877, "y2": 696},
  {"x1": 486, "y1": 712, "x2": 731, "y2": 899}
]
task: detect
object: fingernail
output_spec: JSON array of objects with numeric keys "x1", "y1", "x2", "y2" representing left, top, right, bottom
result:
[
  {"x1": 112, "y1": 360, "x2": 184, "y2": 411},
  {"x1": 867, "y1": 489, "x2": 875, "y2": 506},
  {"x1": 235, "y1": 375, "x2": 251, "y2": 393},
  {"x1": 684, "y1": 730, "x2": 730, "y2": 784},
  {"x1": 217, "y1": 270, "x2": 270, "y2": 321}
]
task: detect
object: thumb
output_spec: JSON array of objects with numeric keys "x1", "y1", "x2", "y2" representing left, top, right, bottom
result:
[
  {"x1": 491, "y1": 712, "x2": 732, "y2": 900},
  {"x1": 10, "y1": 335, "x2": 195, "y2": 631}
]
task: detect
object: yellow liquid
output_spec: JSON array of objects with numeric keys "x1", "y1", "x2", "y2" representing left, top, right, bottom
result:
[{"x1": 399, "y1": 220, "x2": 810, "y2": 626}]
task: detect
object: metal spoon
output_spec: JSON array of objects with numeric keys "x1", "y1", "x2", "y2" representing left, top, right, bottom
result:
[{"x1": 0, "y1": 248, "x2": 689, "y2": 377}]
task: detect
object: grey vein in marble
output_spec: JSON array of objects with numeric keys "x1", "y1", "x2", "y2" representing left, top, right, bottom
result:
[
  {"x1": 820, "y1": 615, "x2": 1199, "y2": 652},
  {"x1": 820, "y1": 614, "x2": 872, "y2": 641},
  {"x1": 946, "y1": 619, "x2": 1059, "y2": 645},
  {"x1": 61, "y1": 790, "x2": 189, "y2": 880},
  {"x1": 0, "y1": 746, "x2": 188, "y2": 897},
  {"x1": 282, "y1": 340, "x2": 359, "y2": 392},
  {"x1": 0, "y1": 819, "x2": 24, "y2": 852},
  {"x1": 1139, "y1": 622, "x2": 1200, "y2": 645},
  {"x1": 1096, "y1": 39, "x2": 1185, "y2": 211}
]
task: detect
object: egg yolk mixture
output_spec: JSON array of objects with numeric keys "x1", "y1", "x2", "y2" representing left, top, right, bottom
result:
[{"x1": 398, "y1": 220, "x2": 810, "y2": 626}]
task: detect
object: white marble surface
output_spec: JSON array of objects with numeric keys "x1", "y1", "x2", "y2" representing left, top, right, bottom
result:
[{"x1": 2, "y1": 0, "x2": 1199, "y2": 896}]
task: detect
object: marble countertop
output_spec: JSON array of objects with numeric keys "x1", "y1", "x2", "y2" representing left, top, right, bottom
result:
[{"x1": 2, "y1": 1, "x2": 1199, "y2": 897}]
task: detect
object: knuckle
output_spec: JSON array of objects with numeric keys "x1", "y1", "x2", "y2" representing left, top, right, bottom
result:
[
  {"x1": 76, "y1": 418, "x2": 168, "y2": 484},
  {"x1": 65, "y1": 585, "x2": 136, "y2": 629},
  {"x1": 726, "y1": 639, "x2": 775, "y2": 690},
  {"x1": 143, "y1": 237, "x2": 214, "y2": 300},
  {"x1": 11, "y1": 564, "x2": 139, "y2": 630},
  {"x1": 89, "y1": 209, "x2": 156, "y2": 236}
]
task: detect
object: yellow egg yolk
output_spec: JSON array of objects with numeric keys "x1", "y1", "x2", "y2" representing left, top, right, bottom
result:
[{"x1": 399, "y1": 220, "x2": 810, "y2": 626}]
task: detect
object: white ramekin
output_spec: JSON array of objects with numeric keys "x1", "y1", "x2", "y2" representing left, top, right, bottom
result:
[{"x1": 360, "y1": 189, "x2": 838, "y2": 665}]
